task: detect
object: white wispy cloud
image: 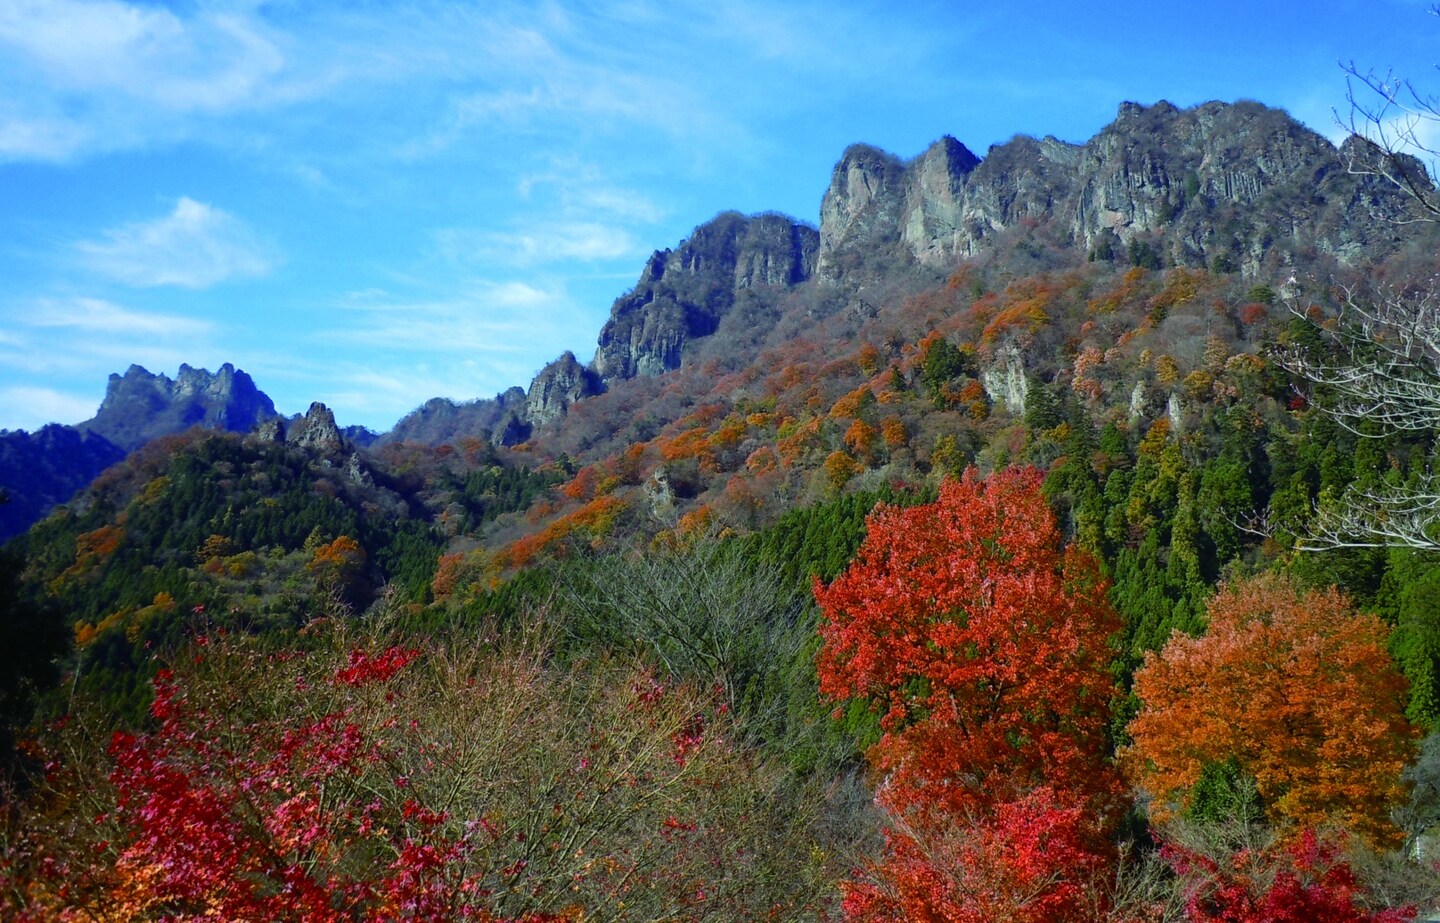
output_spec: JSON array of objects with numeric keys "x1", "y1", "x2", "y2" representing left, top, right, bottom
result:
[
  {"x1": 331, "y1": 279, "x2": 582, "y2": 354},
  {"x1": 319, "y1": 364, "x2": 530, "y2": 423},
  {"x1": 0, "y1": 0, "x2": 284, "y2": 110},
  {"x1": 436, "y1": 223, "x2": 640, "y2": 267},
  {"x1": 76, "y1": 198, "x2": 278, "y2": 288},
  {"x1": 2, "y1": 296, "x2": 220, "y2": 379},
  {"x1": 28, "y1": 296, "x2": 215, "y2": 335},
  {"x1": 0, "y1": 385, "x2": 99, "y2": 430},
  {"x1": 517, "y1": 158, "x2": 666, "y2": 223},
  {"x1": 0, "y1": 0, "x2": 295, "y2": 160},
  {"x1": 0, "y1": 0, "x2": 949, "y2": 169},
  {"x1": 306, "y1": 275, "x2": 604, "y2": 420}
]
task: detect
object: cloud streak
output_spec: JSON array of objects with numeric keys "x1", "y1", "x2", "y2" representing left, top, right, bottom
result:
[
  {"x1": 0, "y1": 0, "x2": 295, "y2": 159},
  {"x1": 76, "y1": 198, "x2": 277, "y2": 288},
  {"x1": 436, "y1": 223, "x2": 640, "y2": 268},
  {"x1": 1, "y1": 297, "x2": 221, "y2": 383},
  {"x1": 332, "y1": 279, "x2": 585, "y2": 354},
  {"x1": 0, "y1": 385, "x2": 100, "y2": 430},
  {"x1": 309, "y1": 276, "x2": 605, "y2": 419},
  {"x1": 29, "y1": 296, "x2": 215, "y2": 335}
]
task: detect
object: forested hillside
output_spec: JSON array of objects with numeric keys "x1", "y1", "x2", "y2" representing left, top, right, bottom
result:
[{"x1": 3, "y1": 98, "x2": 1440, "y2": 920}]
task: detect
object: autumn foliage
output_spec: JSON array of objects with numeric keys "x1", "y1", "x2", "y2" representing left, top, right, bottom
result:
[
  {"x1": 2, "y1": 628, "x2": 833, "y2": 922},
  {"x1": 1126, "y1": 574, "x2": 1416, "y2": 846},
  {"x1": 815, "y1": 468, "x2": 1125, "y2": 921},
  {"x1": 1160, "y1": 830, "x2": 1414, "y2": 923}
]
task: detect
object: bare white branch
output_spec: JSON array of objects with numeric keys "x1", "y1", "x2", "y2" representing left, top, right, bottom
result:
[
  {"x1": 1337, "y1": 62, "x2": 1440, "y2": 222},
  {"x1": 1301, "y1": 479, "x2": 1440, "y2": 551},
  {"x1": 1277, "y1": 281, "x2": 1440, "y2": 433}
]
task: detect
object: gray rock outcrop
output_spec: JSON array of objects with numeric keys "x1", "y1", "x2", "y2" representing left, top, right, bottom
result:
[
  {"x1": 525, "y1": 352, "x2": 601, "y2": 426},
  {"x1": 284, "y1": 402, "x2": 347, "y2": 455},
  {"x1": 816, "y1": 100, "x2": 1425, "y2": 280},
  {"x1": 591, "y1": 211, "x2": 819, "y2": 383},
  {"x1": 79, "y1": 362, "x2": 280, "y2": 451}
]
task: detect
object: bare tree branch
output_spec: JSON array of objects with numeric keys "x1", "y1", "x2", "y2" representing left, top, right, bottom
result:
[
  {"x1": 1277, "y1": 281, "x2": 1440, "y2": 434},
  {"x1": 1338, "y1": 34, "x2": 1440, "y2": 223},
  {"x1": 1301, "y1": 478, "x2": 1440, "y2": 551},
  {"x1": 1264, "y1": 280, "x2": 1440, "y2": 550}
]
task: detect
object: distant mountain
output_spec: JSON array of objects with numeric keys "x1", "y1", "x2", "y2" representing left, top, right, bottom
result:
[
  {"x1": 0, "y1": 363, "x2": 288, "y2": 543},
  {"x1": 382, "y1": 387, "x2": 531, "y2": 448},
  {"x1": 0, "y1": 425, "x2": 124, "y2": 543},
  {"x1": 78, "y1": 362, "x2": 281, "y2": 452}
]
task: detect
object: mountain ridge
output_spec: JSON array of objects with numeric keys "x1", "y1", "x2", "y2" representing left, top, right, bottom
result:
[
  {"x1": 5, "y1": 97, "x2": 1435, "y2": 544},
  {"x1": 386, "y1": 98, "x2": 1429, "y2": 448}
]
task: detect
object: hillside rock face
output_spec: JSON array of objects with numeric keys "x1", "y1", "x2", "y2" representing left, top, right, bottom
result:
[
  {"x1": 591, "y1": 211, "x2": 819, "y2": 383},
  {"x1": 526, "y1": 352, "x2": 601, "y2": 426},
  {"x1": 255, "y1": 402, "x2": 351, "y2": 458},
  {"x1": 817, "y1": 100, "x2": 1422, "y2": 278},
  {"x1": 284, "y1": 402, "x2": 347, "y2": 455},
  {"x1": 80, "y1": 363, "x2": 280, "y2": 451},
  {"x1": 382, "y1": 388, "x2": 529, "y2": 447}
]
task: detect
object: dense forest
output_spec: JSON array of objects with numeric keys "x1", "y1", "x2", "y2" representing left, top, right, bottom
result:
[{"x1": 5, "y1": 95, "x2": 1440, "y2": 920}]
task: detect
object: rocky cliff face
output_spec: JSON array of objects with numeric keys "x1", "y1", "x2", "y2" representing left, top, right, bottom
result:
[
  {"x1": 255, "y1": 401, "x2": 351, "y2": 457},
  {"x1": 591, "y1": 211, "x2": 819, "y2": 383},
  {"x1": 382, "y1": 388, "x2": 530, "y2": 447},
  {"x1": 284, "y1": 402, "x2": 348, "y2": 455},
  {"x1": 79, "y1": 363, "x2": 280, "y2": 451},
  {"x1": 526, "y1": 352, "x2": 601, "y2": 426},
  {"x1": 817, "y1": 100, "x2": 1424, "y2": 279}
]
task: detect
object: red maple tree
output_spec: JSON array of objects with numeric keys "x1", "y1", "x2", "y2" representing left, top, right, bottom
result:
[{"x1": 815, "y1": 467, "x2": 1125, "y2": 921}]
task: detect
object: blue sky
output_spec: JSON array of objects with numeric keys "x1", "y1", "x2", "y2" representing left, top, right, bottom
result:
[{"x1": 2, "y1": 0, "x2": 1437, "y2": 433}]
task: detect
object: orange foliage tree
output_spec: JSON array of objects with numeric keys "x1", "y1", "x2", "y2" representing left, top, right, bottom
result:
[
  {"x1": 814, "y1": 468, "x2": 1124, "y2": 921},
  {"x1": 307, "y1": 535, "x2": 367, "y2": 613},
  {"x1": 879, "y1": 417, "x2": 907, "y2": 450},
  {"x1": 1125, "y1": 574, "x2": 1416, "y2": 845},
  {"x1": 843, "y1": 420, "x2": 878, "y2": 465}
]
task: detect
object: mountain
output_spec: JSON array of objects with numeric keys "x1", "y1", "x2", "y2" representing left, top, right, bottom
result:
[
  {"x1": 816, "y1": 99, "x2": 1415, "y2": 281},
  {"x1": 381, "y1": 387, "x2": 530, "y2": 447},
  {"x1": 591, "y1": 210, "x2": 820, "y2": 382},
  {"x1": 383, "y1": 210, "x2": 816, "y2": 448},
  {"x1": 9, "y1": 99, "x2": 1437, "y2": 548},
  {"x1": 0, "y1": 425, "x2": 125, "y2": 543},
  {"x1": 78, "y1": 362, "x2": 281, "y2": 452},
  {"x1": 0, "y1": 363, "x2": 286, "y2": 544},
  {"x1": 395, "y1": 98, "x2": 1426, "y2": 455}
]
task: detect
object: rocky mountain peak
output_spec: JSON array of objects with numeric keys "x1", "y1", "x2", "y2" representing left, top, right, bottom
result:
[
  {"x1": 526, "y1": 351, "x2": 601, "y2": 426},
  {"x1": 816, "y1": 99, "x2": 1429, "y2": 281},
  {"x1": 817, "y1": 145, "x2": 908, "y2": 279},
  {"x1": 82, "y1": 363, "x2": 280, "y2": 451},
  {"x1": 283, "y1": 402, "x2": 348, "y2": 456},
  {"x1": 590, "y1": 210, "x2": 818, "y2": 384}
]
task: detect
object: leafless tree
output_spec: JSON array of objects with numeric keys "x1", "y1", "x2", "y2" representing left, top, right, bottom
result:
[
  {"x1": 1272, "y1": 15, "x2": 1440, "y2": 550},
  {"x1": 559, "y1": 536, "x2": 817, "y2": 746},
  {"x1": 1275, "y1": 281, "x2": 1440, "y2": 550},
  {"x1": 1338, "y1": 8, "x2": 1440, "y2": 223}
]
